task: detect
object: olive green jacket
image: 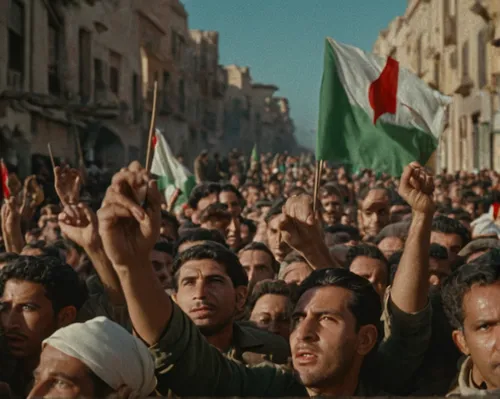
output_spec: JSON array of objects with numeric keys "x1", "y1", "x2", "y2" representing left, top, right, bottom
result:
[{"x1": 150, "y1": 289, "x2": 432, "y2": 397}]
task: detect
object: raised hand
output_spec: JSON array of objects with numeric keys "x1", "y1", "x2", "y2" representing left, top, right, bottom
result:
[
  {"x1": 398, "y1": 162, "x2": 435, "y2": 215},
  {"x1": 1, "y1": 197, "x2": 24, "y2": 253},
  {"x1": 278, "y1": 194, "x2": 322, "y2": 253},
  {"x1": 54, "y1": 166, "x2": 81, "y2": 206},
  {"x1": 59, "y1": 203, "x2": 100, "y2": 251},
  {"x1": 20, "y1": 176, "x2": 44, "y2": 220},
  {"x1": 97, "y1": 161, "x2": 161, "y2": 268}
]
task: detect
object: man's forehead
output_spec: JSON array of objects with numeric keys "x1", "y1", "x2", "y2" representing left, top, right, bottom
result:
[
  {"x1": 463, "y1": 282, "x2": 500, "y2": 321},
  {"x1": 179, "y1": 259, "x2": 228, "y2": 277},
  {"x1": 294, "y1": 285, "x2": 352, "y2": 313},
  {"x1": 363, "y1": 190, "x2": 389, "y2": 207},
  {"x1": 240, "y1": 249, "x2": 271, "y2": 263},
  {"x1": 2, "y1": 279, "x2": 46, "y2": 300}
]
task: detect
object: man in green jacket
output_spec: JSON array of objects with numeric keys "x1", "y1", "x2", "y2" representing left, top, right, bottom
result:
[{"x1": 97, "y1": 161, "x2": 434, "y2": 396}]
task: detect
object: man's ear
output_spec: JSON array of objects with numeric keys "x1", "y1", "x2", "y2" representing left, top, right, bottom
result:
[
  {"x1": 356, "y1": 324, "x2": 378, "y2": 356},
  {"x1": 56, "y1": 306, "x2": 77, "y2": 328},
  {"x1": 452, "y1": 329, "x2": 470, "y2": 356},
  {"x1": 235, "y1": 285, "x2": 248, "y2": 313}
]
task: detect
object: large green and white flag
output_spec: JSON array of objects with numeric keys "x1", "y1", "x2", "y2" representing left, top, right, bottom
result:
[
  {"x1": 317, "y1": 38, "x2": 451, "y2": 175},
  {"x1": 151, "y1": 129, "x2": 196, "y2": 210}
]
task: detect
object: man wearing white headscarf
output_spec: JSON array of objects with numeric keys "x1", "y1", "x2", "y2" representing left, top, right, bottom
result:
[{"x1": 28, "y1": 317, "x2": 157, "y2": 399}]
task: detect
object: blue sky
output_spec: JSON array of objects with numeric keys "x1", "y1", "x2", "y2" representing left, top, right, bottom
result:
[{"x1": 183, "y1": 0, "x2": 407, "y2": 148}]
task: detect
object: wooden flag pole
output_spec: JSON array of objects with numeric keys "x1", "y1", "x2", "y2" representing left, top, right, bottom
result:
[
  {"x1": 312, "y1": 160, "x2": 324, "y2": 214},
  {"x1": 47, "y1": 143, "x2": 56, "y2": 170},
  {"x1": 145, "y1": 81, "x2": 159, "y2": 172}
]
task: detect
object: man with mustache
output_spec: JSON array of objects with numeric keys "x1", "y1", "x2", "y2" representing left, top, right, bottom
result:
[
  {"x1": 0, "y1": 256, "x2": 87, "y2": 396},
  {"x1": 171, "y1": 241, "x2": 290, "y2": 365},
  {"x1": 98, "y1": 161, "x2": 433, "y2": 396}
]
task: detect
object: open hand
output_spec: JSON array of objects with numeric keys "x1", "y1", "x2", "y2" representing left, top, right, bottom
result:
[
  {"x1": 97, "y1": 162, "x2": 161, "y2": 268},
  {"x1": 398, "y1": 162, "x2": 435, "y2": 215},
  {"x1": 59, "y1": 203, "x2": 100, "y2": 250},
  {"x1": 55, "y1": 166, "x2": 81, "y2": 206}
]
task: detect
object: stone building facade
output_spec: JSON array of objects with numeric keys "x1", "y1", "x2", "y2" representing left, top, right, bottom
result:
[
  {"x1": 374, "y1": 0, "x2": 500, "y2": 172},
  {"x1": 0, "y1": 0, "x2": 144, "y2": 175},
  {"x1": 223, "y1": 66, "x2": 297, "y2": 155},
  {"x1": 1, "y1": 0, "x2": 299, "y2": 176}
]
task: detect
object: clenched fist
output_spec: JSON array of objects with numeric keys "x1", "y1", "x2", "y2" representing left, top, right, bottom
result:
[
  {"x1": 97, "y1": 162, "x2": 161, "y2": 268},
  {"x1": 398, "y1": 162, "x2": 435, "y2": 215}
]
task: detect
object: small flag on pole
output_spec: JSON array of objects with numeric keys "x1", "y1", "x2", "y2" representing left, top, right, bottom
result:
[
  {"x1": 251, "y1": 144, "x2": 260, "y2": 163},
  {"x1": 316, "y1": 38, "x2": 451, "y2": 176},
  {"x1": 1, "y1": 160, "x2": 10, "y2": 199},
  {"x1": 151, "y1": 129, "x2": 196, "y2": 211}
]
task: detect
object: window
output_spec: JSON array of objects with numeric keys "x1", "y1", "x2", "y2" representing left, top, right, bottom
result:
[
  {"x1": 478, "y1": 30, "x2": 487, "y2": 88},
  {"x1": 109, "y1": 51, "x2": 121, "y2": 95},
  {"x1": 472, "y1": 113, "x2": 480, "y2": 170},
  {"x1": 79, "y1": 29, "x2": 92, "y2": 101},
  {"x1": 462, "y1": 40, "x2": 469, "y2": 78},
  {"x1": 178, "y1": 79, "x2": 185, "y2": 113},
  {"x1": 48, "y1": 17, "x2": 61, "y2": 95},
  {"x1": 132, "y1": 73, "x2": 140, "y2": 123},
  {"x1": 8, "y1": 0, "x2": 25, "y2": 88},
  {"x1": 94, "y1": 58, "x2": 105, "y2": 95},
  {"x1": 171, "y1": 29, "x2": 177, "y2": 57}
]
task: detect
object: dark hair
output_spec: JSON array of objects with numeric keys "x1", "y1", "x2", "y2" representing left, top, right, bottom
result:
[
  {"x1": 220, "y1": 184, "x2": 244, "y2": 202},
  {"x1": 319, "y1": 183, "x2": 342, "y2": 199},
  {"x1": 0, "y1": 253, "x2": 20, "y2": 265},
  {"x1": 297, "y1": 268, "x2": 381, "y2": 330},
  {"x1": 174, "y1": 228, "x2": 228, "y2": 255},
  {"x1": 264, "y1": 198, "x2": 286, "y2": 224},
  {"x1": 429, "y1": 243, "x2": 449, "y2": 260},
  {"x1": 247, "y1": 280, "x2": 295, "y2": 313},
  {"x1": 240, "y1": 218, "x2": 257, "y2": 236},
  {"x1": 161, "y1": 211, "x2": 180, "y2": 236},
  {"x1": 154, "y1": 241, "x2": 174, "y2": 255},
  {"x1": 442, "y1": 256, "x2": 500, "y2": 330},
  {"x1": 199, "y1": 203, "x2": 232, "y2": 224},
  {"x1": 188, "y1": 183, "x2": 221, "y2": 210},
  {"x1": 172, "y1": 242, "x2": 248, "y2": 289},
  {"x1": 0, "y1": 256, "x2": 88, "y2": 313},
  {"x1": 345, "y1": 244, "x2": 388, "y2": 270},
  {"x1": 432, "y1": 215, "x2": 471, "y2": 248},
  {"x1": 239, "y1": 242, "x2": 279, "y2": 273},
  {"x1": 324, "y1": 224, "x2": 361, "y2": 242}
]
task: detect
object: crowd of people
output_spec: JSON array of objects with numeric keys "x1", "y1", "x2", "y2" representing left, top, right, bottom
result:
[{"x1": 1, "y1": 148, "x2": 500, "y2": 398}]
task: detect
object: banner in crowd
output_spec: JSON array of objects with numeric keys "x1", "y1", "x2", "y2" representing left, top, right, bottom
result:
[
  {"x1": 316, "y1": 37, "x2": 451, "y2": 176},
  {"x1": 151, "y1": 129, "x2": 196, "y2": 210}
]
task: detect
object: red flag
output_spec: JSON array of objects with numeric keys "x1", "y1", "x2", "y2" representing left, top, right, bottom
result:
[
  {"x1": 1, "y1": 160, "x2": 10, "y2": 199},
  {"x1": 152, "y1": 134, "x2": 158, "y2": 149},
  {"x1": 368, "y1": 56, "x2": 399, "y2": 124}
]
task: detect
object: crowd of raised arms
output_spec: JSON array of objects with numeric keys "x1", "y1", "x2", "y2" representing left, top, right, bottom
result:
[{"x1": 1, "y1": 149, "x2": 500, "y2": 398}]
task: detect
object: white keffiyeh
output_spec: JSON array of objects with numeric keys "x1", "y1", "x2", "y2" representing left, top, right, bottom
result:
[{"x1": 43, "y1": 317, "x2": 157, "y2": 398}]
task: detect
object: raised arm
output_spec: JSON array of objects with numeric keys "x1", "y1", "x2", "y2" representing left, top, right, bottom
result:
[
  {"x1": 97, "y1": 162, "x2": 303, "y2": 397},
  {"x1": 391, "y1": 162, "x2": 435, "y2": 313}
]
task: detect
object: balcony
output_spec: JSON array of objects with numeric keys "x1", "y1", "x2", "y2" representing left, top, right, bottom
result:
[
  {"x1": 7, "y1": 69, "x2": 22, "y2": 91},
  {"x1": 444, "y1": 15, "x2": 457, "y2": 46},
  {"x1": 455, "y1": 75, "x2": 474, "y2": 97}
]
